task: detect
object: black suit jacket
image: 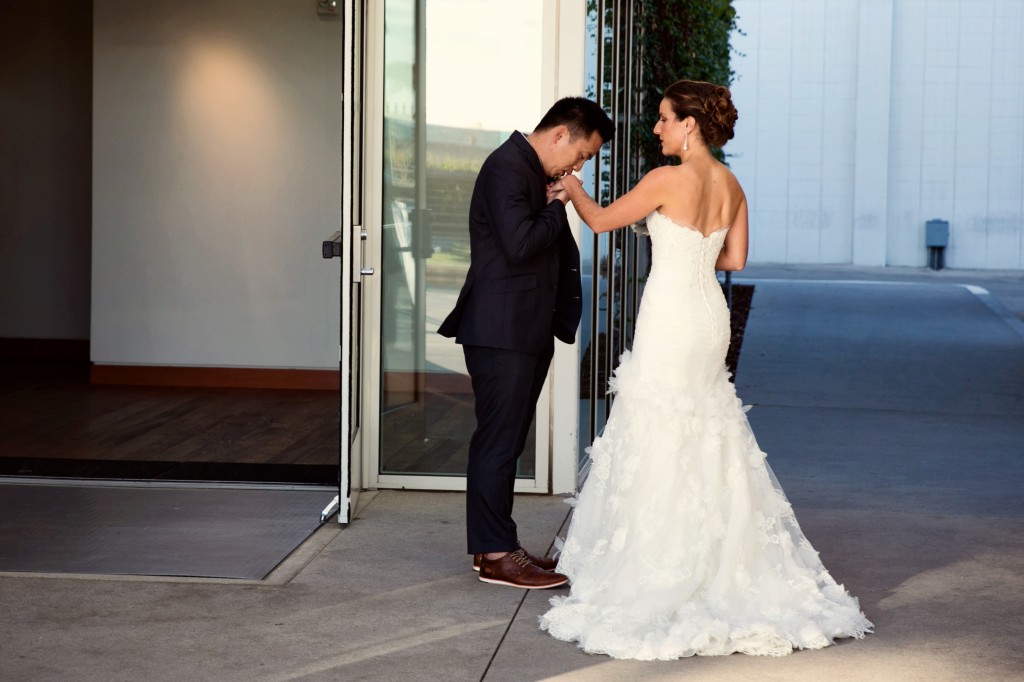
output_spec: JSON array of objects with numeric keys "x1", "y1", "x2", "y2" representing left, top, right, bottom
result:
[{"x1": 438, "y1": 133, "x2": 582, "y2": 353}]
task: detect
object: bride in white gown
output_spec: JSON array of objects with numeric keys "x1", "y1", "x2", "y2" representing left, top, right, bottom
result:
[{"x1": 539, "y1": 80, "x2": 873, "y2": 660}]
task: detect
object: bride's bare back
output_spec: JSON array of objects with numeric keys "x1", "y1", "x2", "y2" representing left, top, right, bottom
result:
[
  {"x1": 563, "y1": 157, "x2": 749, "y2": 271},
  {"x1": 655, "y1": 159, "x2": 744, "y2": 236}
]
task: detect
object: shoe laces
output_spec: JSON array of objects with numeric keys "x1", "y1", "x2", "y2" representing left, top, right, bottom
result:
[{"x1": 509, "y1": 548, "x2": 532, "y2": 567}]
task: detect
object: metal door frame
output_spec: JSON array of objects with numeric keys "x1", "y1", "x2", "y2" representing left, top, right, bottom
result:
[
  {"x1": 356, "y1": 0, "x2": 589, "y2": 495},
  {"x1": 322, "y1": 0, "x2": 370, "y2": 524}
]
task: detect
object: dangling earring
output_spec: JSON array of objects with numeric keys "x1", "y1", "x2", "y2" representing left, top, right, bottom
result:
[{"x1": 683, "y1": 131, "x2": 689, "y2": 152}]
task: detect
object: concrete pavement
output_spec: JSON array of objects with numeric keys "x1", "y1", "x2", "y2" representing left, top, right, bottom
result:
[{"x1": 1, "y1": 264, "x2": 1022, "y2": 681}]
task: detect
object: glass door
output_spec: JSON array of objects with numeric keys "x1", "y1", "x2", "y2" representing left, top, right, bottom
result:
[{"x1": 366, "y1": 0, "x2": 553, "y2": 491}]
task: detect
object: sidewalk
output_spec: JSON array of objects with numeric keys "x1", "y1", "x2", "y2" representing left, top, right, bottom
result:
[{"x1": 1, "y1": 264, "x2": 1022, "y2": 682}]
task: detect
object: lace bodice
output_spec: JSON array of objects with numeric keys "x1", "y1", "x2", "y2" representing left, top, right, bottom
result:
[
  {"x1": 646, "y1": 210, "x2": 729, "y2": 281},
  {"x1": 627, "y1": 211, "x2": 733, "y2": 389}
]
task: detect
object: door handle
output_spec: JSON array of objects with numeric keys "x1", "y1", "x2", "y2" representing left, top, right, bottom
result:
[
  {"x1": 322, "y1": 231, "x2": 343, "y2": 259},
  {"x1": 352, "y1": 225, "x2": 374, "y2": 281},
  {"x1": 324, "y1": 227, "x2": 372, "y2": 278}
]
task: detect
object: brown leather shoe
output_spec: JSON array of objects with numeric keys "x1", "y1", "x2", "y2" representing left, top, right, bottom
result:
[
  {"x1": 472, "y1": 547, "x2": 557, "y2": 572},
  {"x1": 522, "y1": 548, "x2": 558, "y2": 572},
  {"x1": 478, "y1": 549, "x2": 568, "y2": 589}
]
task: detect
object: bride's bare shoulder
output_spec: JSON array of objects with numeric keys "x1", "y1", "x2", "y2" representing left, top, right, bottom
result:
[
  {"x1": 708, "y1": 162, "x2": 743, "y2": 201},
  {"x1": 710, "y1": 159, "x2": 740, "y2": 185},
  {"x1": 643, "y1": 165, "x2": 682, "y2": 184}
]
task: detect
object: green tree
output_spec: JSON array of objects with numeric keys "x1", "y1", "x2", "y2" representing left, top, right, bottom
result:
[{"x1": 636, "y1": 0, "x2": 739, "y2": 167}]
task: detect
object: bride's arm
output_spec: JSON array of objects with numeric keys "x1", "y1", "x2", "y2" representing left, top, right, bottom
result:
[
  {"x1": 562, "y1": 169, "x2": 669, "y2": 234},
  {"x1": 715, "y1": 196, "x2": 748, "y2": 271}
]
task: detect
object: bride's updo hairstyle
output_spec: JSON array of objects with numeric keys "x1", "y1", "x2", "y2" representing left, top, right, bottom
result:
[{"x1": 663, "y1": 80, "x2": 738, "y2": 148}]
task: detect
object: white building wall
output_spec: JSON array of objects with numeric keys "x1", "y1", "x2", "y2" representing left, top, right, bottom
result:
[{"x1": 730, "y1": 0, "x2": 1024, "y2": 270}]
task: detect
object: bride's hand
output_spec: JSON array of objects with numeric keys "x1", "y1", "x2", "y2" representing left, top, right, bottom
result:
[
  {"x1": 561, "y1": 174, "x2": 583, "y2": 195},
  {"x1": 554, "y1": 174, "x2": 584, "y2": 206}
]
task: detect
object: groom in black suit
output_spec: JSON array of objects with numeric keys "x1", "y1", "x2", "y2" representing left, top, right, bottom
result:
[{"x1": 439, "y1": 98, "x2": 613, "y2": 589}]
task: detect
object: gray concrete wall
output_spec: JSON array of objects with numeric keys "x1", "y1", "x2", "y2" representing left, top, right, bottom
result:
[{"x1": 0, "y1": 2, "x2": 92, "y2": 340}]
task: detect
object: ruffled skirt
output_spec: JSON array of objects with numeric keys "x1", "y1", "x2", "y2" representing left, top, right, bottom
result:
[{"x1": 539, "y1": 350, "x2": 873, "y2": 660}]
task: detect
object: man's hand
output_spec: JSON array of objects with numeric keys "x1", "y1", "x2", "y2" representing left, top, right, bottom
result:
[{"x1": 546, "y1": 179, "x2": 569, "y2": 205}]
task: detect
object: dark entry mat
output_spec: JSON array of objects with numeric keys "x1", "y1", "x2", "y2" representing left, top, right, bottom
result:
[
  {"x1": 0, "y1": 457, "x2": 336, "y2": 485},
  {"x1": 0, "y1": 483, "x2": 336, "y2": 579}
]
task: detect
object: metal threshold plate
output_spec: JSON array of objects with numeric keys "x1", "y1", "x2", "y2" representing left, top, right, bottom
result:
[{"x1": 0, "y1": 483, "x2": 336, "y2": 579}]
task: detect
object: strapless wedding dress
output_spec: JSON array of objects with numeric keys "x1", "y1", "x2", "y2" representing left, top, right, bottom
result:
[{"x1": 539, "y1": 211, "x2": 872, "y2": 659}]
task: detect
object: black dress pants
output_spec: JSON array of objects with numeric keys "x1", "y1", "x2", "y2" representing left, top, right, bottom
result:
[{"x1": 463, "y1": 343, "x2": 554, "y2": 554}]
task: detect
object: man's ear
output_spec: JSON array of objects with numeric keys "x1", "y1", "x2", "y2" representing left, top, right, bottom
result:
[{"x1": 552, "y1": 124, "x2": 570, "y2": 144}]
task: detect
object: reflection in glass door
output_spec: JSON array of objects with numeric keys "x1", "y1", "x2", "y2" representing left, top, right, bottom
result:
[
  {"x1": 578, "y1": 0, "x2": 649, "y2": 477},
  {"x1": 377, "y1": 0, "x2": 545, "y2": 480}
]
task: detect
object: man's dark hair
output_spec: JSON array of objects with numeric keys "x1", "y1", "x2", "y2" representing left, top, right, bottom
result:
[{"x1": 534, "y1": 97, "x2": 615, "y2": 143}]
